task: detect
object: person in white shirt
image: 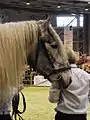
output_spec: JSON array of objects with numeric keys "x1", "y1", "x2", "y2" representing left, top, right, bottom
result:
[{"x1": 48, "y1": 51, "x2": 90, "y2": 120}]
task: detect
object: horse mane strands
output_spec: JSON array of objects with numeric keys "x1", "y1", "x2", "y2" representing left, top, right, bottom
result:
[
  {"x1": 25, "y1": 21, "x2": 39, "y2": 45},
  {"x1": 0, "y1": 21, "x2": 39, "y2": 106}
]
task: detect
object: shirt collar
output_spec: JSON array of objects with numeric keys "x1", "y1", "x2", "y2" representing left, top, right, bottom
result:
[{"x1": 70, "y1": 64, "x2": 77, "y2": 68}]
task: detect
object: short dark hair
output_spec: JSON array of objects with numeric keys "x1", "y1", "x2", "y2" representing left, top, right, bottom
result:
[{"x1": 68, "y1": 57, "x2": 76, "y2": 64}]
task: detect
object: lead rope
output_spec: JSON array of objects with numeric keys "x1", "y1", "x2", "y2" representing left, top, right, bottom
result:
[{"x1": 12, "y1": 92, "x2": 26, "y2": 120}]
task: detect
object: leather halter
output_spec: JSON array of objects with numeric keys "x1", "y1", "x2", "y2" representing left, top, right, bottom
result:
[{"x1": 12, "y1": 92, "x2": 26, "y2": 120}]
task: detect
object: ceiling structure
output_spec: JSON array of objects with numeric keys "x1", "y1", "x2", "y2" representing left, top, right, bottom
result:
[{"x1": 0, "y1": 0, "x2": 90, "y2": 14}]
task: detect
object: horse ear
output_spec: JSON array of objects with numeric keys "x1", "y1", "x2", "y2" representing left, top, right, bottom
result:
[
  {"x1": 43, "y1": 16, "x2": 51, "y2": 28},
  {"x1": 46, "y1": 16, "x2": 51, "y2": 24}
]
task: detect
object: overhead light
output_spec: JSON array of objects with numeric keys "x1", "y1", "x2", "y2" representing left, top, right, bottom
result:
[
  {"x1": 88, "y1": 2, "x2": 90, "y2": 4},
  {"x1": 26, "y1": 2, "x2": 30, "y2": 5},
  {"x1": 57, "y1": 6, "x2": 61, "y2": 8},
  {"x1": 85, "y1": 8, "x2": 88, "y2": 11},
  {"x1": 71, "y1": 13, "x2": 76, "y2": 16}
]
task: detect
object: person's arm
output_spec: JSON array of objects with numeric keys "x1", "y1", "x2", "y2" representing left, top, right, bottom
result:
[
  {"x1": 48, "y1": 81, "x2": 61, "y2": 103},
  {"x1": 88, "y1": 80, "x2": 90, "y2": 102},
  {"x1": 85, "y1": 71, "x2": 90, "y2": 102},
  {"x1": 88, "y1": 88, "x2": 90, "y2": 103}
]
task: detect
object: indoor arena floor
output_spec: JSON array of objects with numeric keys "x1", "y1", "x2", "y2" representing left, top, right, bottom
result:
[{"x1": 19, "y1": 86, "x2": 90, "y2": 120}]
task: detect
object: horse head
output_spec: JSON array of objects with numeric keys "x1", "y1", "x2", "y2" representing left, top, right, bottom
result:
[{"x1": 27, "y1": 18, "x2": 72, "y2": 89}]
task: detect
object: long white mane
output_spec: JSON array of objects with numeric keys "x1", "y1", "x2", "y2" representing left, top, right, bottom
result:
[{"x1": 0, "y1": 21, "x2": 38, "y2": 106}]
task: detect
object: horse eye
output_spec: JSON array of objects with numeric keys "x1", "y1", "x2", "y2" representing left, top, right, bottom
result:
[{"x1": 50, "y1": 44, "x2": 58, "y2": 49}]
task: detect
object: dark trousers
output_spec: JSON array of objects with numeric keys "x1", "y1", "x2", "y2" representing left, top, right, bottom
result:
[
  {"x1": 0, "y1": 114, "x2": 11, "y2": 120},
  {"x1": 55, "y1": 111, "x2": 87, "y2": 120}
]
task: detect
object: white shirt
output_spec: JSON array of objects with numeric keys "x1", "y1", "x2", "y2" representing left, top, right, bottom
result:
[{"x1": 49, "y1": 64, "x2": 90, "y2": 114}]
